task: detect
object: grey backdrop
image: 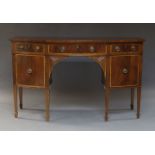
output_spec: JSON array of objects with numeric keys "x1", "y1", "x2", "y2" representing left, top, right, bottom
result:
[{"x1": 0, "y1": 24, "x2": 155, "y2": 130}]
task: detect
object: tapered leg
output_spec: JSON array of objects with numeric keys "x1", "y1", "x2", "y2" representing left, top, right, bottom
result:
[
  {"x1": 130, "y1": 88, "x2": 134, "y2": 110},
  {"x1": 13, "y1": 85, "x2": 18, "y2": 118},
  {"x1": 45, "y1": 88, "x2": 50, "y2": 121},
  {"x1": 137, "y1": 87, "x2": 141, "y2": 119},
  {"x1": 19, "y1": 87, "x2": 23, "y2": 109},
  {"x1": 104, "y1": 88, "x2": 110, "y2": 121}
]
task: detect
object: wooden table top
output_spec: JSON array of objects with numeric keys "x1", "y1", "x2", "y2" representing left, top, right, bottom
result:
[{"x1": 10, "y1": 37, "x2": 145, "y2": 43}]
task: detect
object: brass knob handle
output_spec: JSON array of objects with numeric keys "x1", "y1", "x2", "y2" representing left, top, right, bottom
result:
[
  {"x1": 18, "y1": 44, "x2": 24, "y2": 50},
  {"x1": 90, "y1": 46, "x2": 95, "y2": 52},
  {"x1": 60, "y1": 46, "x2": 65, "y2": 52},
  {"x1": 76, "y1": 45, "x2": 80, "y2": 50},
  {"x1": 115, "y1": 46, "x2": 121, "y2": 52},
  {"x1": 27, "y1": 68, "x2": 33, "y2": 74},
  {"x1": 35, "y1": 45, "x2": 40, "y2": 51},
  {"x1": 122, "y1": 68, "x2": 128, "y2": 74},
  {"x1": 131, "y1": 45, "x2": 136, "y2": 51}
]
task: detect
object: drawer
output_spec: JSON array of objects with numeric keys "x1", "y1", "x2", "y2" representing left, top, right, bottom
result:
[
  {"x1": 15, "y1": 42, "x2": 45, "y2": 53},
  {"x1": 15, "y1": 55, "x2": 45, "y2": 87},
  {"x1": 110, "y1": 44, "x2": 141, "y2": 54},
  {"x1": 48, "y1": 43, "x2": 106, "y2": 54},
  {"x1": 110, "y1": 56, "x2": 139, "y2": 87}
]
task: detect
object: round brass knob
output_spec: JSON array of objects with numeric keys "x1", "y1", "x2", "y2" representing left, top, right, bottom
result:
[
  {"x1": 90, "y1": 46, "x2": 95, "y2": 52},
  {"x1": 131, "y1": 45, "x2": 136, "y2": 51},
  {"x1": 115, "y1": 46, "x2": 121, "y2": 52},
  {"x1": 76, "y1": 45, "x2": 80, "y2": 50},
  {"x1": 19, "y1": 44, "x2": 24, "y2": 50},
  {"x1": 35, "y1": 45, "x2": 40, "y2": 51},
  {"x1": 60, "y1": 46, "x2": 65, "y2": 52},
  {"x1": 27, "y1": 68, "x2": 33, "y2": 74},
  {"x1": 122, "y1": 68, "x2": 128, "y2": 74}
]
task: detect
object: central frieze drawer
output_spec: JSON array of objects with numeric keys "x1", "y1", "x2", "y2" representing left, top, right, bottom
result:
[{"x1": 48, "y1": 43, "x2": 106, "y2": 54}]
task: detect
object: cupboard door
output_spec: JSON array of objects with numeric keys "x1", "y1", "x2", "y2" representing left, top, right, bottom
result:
[
  {"x1": 15, "y1": 55, "x2": 45, "y2": 87},
  {"x1": 110, "y1": 56, "x2": 139, "y2": 87}
]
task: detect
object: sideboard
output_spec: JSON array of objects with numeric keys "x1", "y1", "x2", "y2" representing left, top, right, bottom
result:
[{"x1": 11, "y1": 37, "x2": 144, "y2": 121}]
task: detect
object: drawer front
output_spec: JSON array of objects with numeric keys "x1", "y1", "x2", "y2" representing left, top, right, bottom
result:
[
  {"x1": 110, "y1": 44, "x2": 141, "y2": 54},
  {"x1": 15, "y1": 42, "x2": 45, "y2": 54},
  {"x1": 110, "y1": 56, "x2": 139, "y2": 87},
  {"x1": 48, "y1": 43, "x2": 106, "y2": 54},
  {"x1": 15, "y1": 55, "x2": 45, "y2": 87}
]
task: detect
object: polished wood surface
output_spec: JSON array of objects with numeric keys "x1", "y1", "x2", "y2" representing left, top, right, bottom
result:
[
  {"x1": 48, "y1": 43, "x2": 106, "y2": 54},
  {"x1": 11, "y1": 37, "x2": 144, "y2": 121},
  {"x1": 15, "y1": 55, "x2": 45, "y2": 87},
  {"x1": 110, "y1": 56, "x2": 139, "y2": 87},
  {"x1": 11, "y1": 37, "x2": 144, "y2": 43}
]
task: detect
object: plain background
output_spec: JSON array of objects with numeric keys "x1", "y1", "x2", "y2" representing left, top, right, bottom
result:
[
  {"x1": 0, "y1": 23, "x2": 155, "y2": 130},
  {"x1": 1, "y1": 0, "x2": 155, "y2": 155}
]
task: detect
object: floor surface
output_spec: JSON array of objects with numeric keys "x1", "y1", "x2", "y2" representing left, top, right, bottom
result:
[{"x1": 0, "y1": 75, "x2": 155, "y2": 131}]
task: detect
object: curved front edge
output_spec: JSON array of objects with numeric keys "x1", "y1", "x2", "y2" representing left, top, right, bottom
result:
[
  {"x1": 88, "y1": 56, "x2": 107, "y2": 86},
  {"x1": 46, "y1": 56, "x2": 69, "y2": 86},
  {"x1": 47, "y1": 55, "x2": 108, "y2": 87}
]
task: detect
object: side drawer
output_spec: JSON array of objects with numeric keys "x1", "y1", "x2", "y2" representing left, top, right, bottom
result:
[
  {"x1": 14, "y1": 42, "x2": 46, "y2": 54},
  {"x1": 110, "y1": 43, "x2": 141, "y2": 54},
  {"x1": 110, "y1": 56, "x2": 139, "y2": 87},
  {"x1": 15, "y1": 55, "x2": 45, "y2": 87}
]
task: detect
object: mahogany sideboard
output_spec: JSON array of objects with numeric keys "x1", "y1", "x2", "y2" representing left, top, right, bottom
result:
[{"x1": 11, "y1": 37, "x2": 144, "y2": 121}]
